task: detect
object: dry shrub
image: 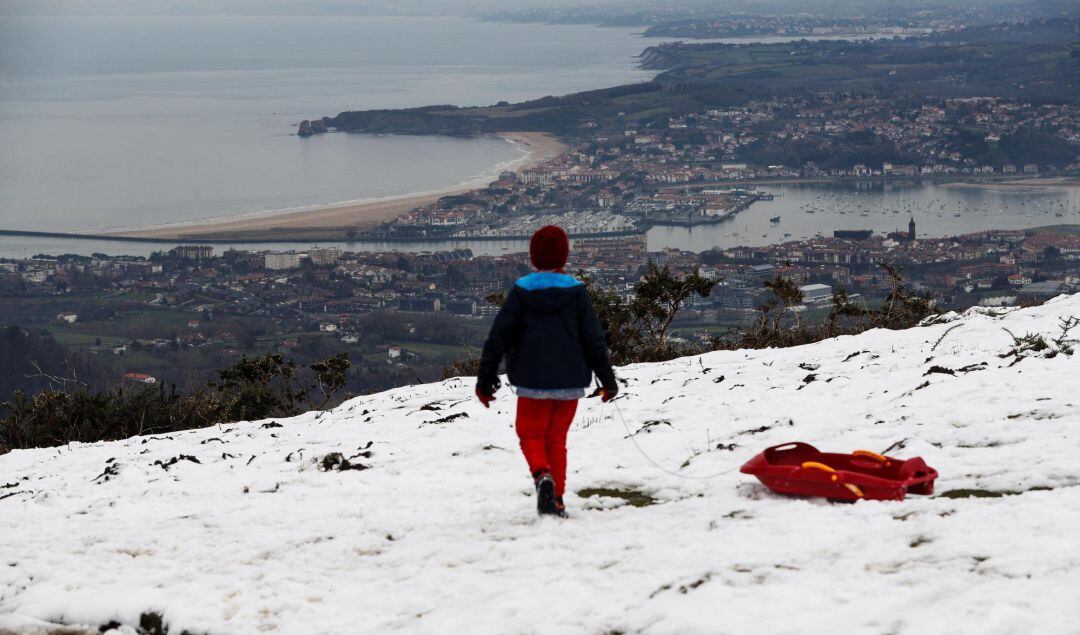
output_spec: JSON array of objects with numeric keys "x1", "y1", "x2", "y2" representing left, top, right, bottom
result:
[{"x1": 1, "y1": 353, "x2": 349, "y2": 454}]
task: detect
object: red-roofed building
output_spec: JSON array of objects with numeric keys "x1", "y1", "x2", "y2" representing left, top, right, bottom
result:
[{"x1": 123, "y1": 373, "x2": 157, "y2": 385}]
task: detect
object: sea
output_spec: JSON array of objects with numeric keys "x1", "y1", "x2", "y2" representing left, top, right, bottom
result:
[
  {"x1": 0, "y1": 15, "x2": 660, "y2": 255},
  {"x1": 1, "y1": 15, "x2": 1077, "y2": 259}
]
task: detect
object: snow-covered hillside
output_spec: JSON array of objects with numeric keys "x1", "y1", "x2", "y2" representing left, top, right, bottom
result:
[{"x1": 3, "y1": 296, "x2": 1080, "y2": 635}]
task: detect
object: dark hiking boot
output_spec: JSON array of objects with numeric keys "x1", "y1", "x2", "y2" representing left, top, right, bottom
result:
[{"x1": 534, "y1": 470, "x2": 557, "y2": 516}]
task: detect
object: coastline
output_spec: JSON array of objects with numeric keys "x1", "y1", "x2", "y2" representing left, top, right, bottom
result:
[
  {"x1": 109, "y1": 132, "x2": 566, "y2": 242},
  {"x1": 655, "y1": 175, "x2": 1080, "y2": 191},
  {"x1": 940, "y1": 177, "x2": 1080, "y2": 190},
  {"x1": 68, "y1": 168, "x2": 1078, "y2": 245}
]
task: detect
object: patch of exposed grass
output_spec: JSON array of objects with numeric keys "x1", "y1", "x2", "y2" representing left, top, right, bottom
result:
[
  {"x1": 938, "y1": 486, "x2": 1053, "y2": 499},
  {"x1": 578, "y1": 487, "x2": 658, "y2": 508}
]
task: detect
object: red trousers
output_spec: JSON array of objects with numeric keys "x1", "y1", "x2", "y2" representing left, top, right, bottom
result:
[{"x1": 515, "y1": 396, "x2": 579, "y2": 497}]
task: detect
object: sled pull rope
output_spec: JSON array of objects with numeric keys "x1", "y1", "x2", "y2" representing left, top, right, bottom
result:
[{"x1": 610, "y1": 401, "x2": 742, "y2": 481}]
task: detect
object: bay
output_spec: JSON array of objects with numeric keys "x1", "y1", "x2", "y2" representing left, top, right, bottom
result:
[{"x1": 0, "y1": 15, "x2": 658, "y2": 235}]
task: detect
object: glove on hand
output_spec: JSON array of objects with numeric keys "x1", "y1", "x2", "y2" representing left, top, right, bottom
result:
[
  {"x1": 476, "y1": 377, "x2": 501, "y2": 408},
  {"x1": 475, "y1": 387, "x2": 495, "y2": 408}
]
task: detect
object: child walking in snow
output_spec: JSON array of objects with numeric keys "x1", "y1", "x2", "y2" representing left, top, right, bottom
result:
[{"x1": 476, "y1": 225, "x2": 618, "y2": 517}]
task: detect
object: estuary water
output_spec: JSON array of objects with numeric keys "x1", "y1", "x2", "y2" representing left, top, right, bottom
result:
[
  {"x1": 647, "y1": 179, "x2": 1080, "y2": 252},
  {"x1": 3, "y1": 180, "x2": 1076, "y2": 260}
]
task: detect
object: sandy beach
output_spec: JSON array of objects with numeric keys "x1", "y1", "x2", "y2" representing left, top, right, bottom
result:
[{"x1": 112, "y1": 131, "x2": 566, "y2": 241}]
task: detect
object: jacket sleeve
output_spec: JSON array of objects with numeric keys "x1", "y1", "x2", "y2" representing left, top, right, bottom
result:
[
  {"x1": 578, "y1": 286, "x2": 618, "y2": 390},
  {"x1": 477, "y1": 287, "x2": 524, "y2": 386}
]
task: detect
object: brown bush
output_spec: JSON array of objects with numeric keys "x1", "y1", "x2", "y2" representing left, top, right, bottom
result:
[{"x1": 0, "y1": 352, "x2": 350, "y2": 455}]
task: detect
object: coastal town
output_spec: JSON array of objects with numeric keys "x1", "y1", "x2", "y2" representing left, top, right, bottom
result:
[
  {"x1": 5, "y1": 91, "x2": 1080, "y2": 393},
  {"x1": 362, "y1": 96, "x2": 1079, "y2": 241},
  {"x1": 6, "y1": 56, "x2": 1080, "y2": 395},
  {"x1": 5, "y1": 220, "x2": 1080, "y2": 392}
]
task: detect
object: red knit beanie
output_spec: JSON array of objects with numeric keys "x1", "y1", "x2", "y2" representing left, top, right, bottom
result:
[{"x1": 529, "y1": 225, "x2": 570, "y2": 271}]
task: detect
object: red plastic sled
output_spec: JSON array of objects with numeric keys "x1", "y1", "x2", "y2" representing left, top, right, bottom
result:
[{"x1": 740, "y1": 442, "x2": 938, "y2": 501}]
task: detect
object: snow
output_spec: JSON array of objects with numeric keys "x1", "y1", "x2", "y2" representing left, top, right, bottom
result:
[{"x1": 3, "y1": 295, "x2": 1080, "y2": 634}]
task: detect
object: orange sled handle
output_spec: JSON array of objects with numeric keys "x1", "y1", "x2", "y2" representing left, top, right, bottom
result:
[
  {"x1": 800, "y1": 461, "x2": 865, "y2": 499},
  {"x1": 853, "y1": 450, "x2": 890, "y2": 465}
]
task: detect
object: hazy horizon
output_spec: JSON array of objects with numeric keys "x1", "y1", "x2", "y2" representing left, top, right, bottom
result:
[
  {"x1": 2, "y1": 0, "x2": 622, "y2": 16},
  {"x1": 0, "y1": 0, "x2": 1048, "y2": 17}
]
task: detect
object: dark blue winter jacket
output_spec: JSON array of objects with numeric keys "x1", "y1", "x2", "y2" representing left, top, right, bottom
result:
[{"x1": 478, "y1": 272, "x2": 617, "y2": 392}]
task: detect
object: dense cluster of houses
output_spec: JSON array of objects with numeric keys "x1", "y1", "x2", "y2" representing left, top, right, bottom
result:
[
  {"x1": 361, "y1": 96, "x2": 1077, "y2": 239},
  {"x1": 8, "y1": 223, "x2": 1080, "y2": 339}
]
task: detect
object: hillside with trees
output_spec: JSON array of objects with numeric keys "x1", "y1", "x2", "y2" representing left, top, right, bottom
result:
[{"x1": 326, "y1": 19, "x2": 1079, "y2": 139}]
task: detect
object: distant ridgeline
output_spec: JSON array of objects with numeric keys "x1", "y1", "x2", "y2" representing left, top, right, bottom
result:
[
  {"x1": 326, "y1": 83, "x2": 666, "y2": 137},
  {"x1": 319, "y1": 19, "x2": 1079, "y2": 139},
  {"x1": 640, "y1": 18, "x2": 1080, "y2": 99}
]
